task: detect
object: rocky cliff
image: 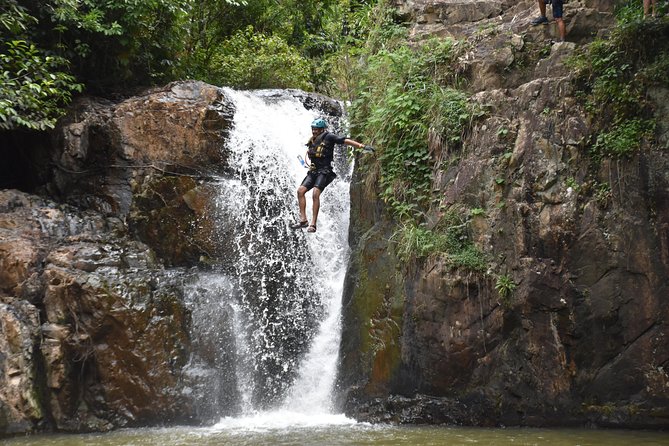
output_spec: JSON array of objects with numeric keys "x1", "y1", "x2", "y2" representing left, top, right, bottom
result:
[{"x1": 338, "y1": 0, "x2": 669, "y2": 429}]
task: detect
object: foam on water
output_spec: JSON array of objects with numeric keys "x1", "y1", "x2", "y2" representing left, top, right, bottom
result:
[{"x1": 210, "y1": 411, "x2": 356, "y2": 432}]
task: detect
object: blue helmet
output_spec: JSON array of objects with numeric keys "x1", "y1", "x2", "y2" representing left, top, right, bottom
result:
[{"x1": 311, "y1": 118, "x2": 327, "y2": 129}]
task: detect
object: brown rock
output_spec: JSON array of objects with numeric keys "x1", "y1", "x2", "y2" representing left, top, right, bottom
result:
[
  {"x1": 48, "y1": 81, "x2": 234, "y2": 266},
  {"x1": 0, "y1": 189, "x2": 196, "y2": 433},
  {"x1": 0, "y1": 300, "x2": 42, "y2": 433}
]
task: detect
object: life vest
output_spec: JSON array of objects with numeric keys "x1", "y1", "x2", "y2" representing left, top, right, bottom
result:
[
  {"x1": 306, "y1": 131, "x2": 334, "y2": 171},
  {"x1": 307, "y1": 131, "x2": 329, "y2": 159}
]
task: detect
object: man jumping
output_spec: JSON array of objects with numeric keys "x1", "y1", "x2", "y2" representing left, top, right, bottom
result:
[{"x1": 290, "y1": 118, "x2": 373, "y2": 233}]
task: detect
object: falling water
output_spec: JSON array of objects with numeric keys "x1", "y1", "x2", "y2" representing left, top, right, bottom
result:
[{"x1": 184, "y1": 88, "x2": 352, "y2": 425}]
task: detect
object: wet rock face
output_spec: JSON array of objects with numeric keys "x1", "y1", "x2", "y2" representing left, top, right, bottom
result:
[
  {"x1": 0, "y1": 81, "x2": 235, "y2": 434},
  {"x1": 0, "y1": 190, "x2": 195, "y2": 433},
  {"x1": 340, "y1": 1, "x2": 669, "y2": 430},
  {"x1": 0, "y1": 300, "x2": 42, "y2": 434}
]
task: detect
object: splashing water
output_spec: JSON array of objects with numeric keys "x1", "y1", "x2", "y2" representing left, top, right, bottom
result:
[{"x1": 185, "y1": 88, "x2": 353, "y2": 426}]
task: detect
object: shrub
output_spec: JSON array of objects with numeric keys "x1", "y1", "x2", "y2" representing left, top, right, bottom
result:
[
  {"x1": 395, "y1": 210, "x2": 487, "y2": 271},
  {"x1": 209, "y1": 26, "x2": 312, "y2": 90},
  {"x1": 592, "y1": 118, "x2": 655, "y2": 159},
  {"x1": 495, "y1": 274, "x2": 517, "y2": 302},
  {"x1": 351, "y1": 35, "x2": 479, "y2": 221}
]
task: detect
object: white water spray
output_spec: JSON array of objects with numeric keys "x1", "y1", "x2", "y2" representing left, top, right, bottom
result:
[{"x1": 187, "y1": 88, "x2": 353, "y2": 427}]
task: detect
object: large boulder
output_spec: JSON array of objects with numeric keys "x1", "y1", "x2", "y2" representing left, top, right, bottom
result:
[{"x1": 0, "y1": 81, "x2": 235, "y2": 434}]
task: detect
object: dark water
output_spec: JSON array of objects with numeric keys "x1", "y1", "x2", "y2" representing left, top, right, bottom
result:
[{"x1": 3, "y1": 420, "x2": 668, "y2": 446}]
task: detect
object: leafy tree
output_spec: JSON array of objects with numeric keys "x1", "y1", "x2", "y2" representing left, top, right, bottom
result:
[
  {"x1": 0, "y1": 0, "x2": 365, "y2": 130},
  {"x1": 0, "y1": 0, "x2": 82, "y2": 130},
  {"x1": 30, "y1": 0, "x2": 183, "y2": 91},
  {"x1": 172, "y1": 0, "x2": 342, "y2": 89},
  {"x1": 209, "y1": 26, "x2": 311, "y2": 89},
  {"x1": 172, "y1": 0, "x2": 251, "y2": 81}
]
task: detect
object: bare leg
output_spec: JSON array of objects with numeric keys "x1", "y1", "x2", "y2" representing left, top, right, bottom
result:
[
  {"x1": 538, "y1": 0, "x2": 547, "y2": 17},
  {"x1": 556, "y1": 17, "x2": 566, "y2": 41},
  {"x1": 311, "y1": 187, "x2": 322, "y2": 227},
  {"x1": 297, "y1": 186, "x2": 308, "y2": 222},
  {"x1": 644, "y1": 0, "x2": 658, "y2": 17}
]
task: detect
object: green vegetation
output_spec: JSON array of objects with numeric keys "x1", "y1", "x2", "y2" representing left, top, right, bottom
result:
[
  {"x1": 350, "y1": 30, "x2": 479, "y2": 221},
  {"x1": 571, "y1": 0, "x2": 668, "y2": 160},
  {"x1": 565, "y1": 177, "x2": 580, "y2": 193},
  {"x1": 0, "y1": 39, "x2": 82, "y2": 130},
  {"x1": 495, "y1": 274, "x2": 516, "y2": 305},
  {"x1": 594, "y1": 181, "x2": 612, "y2": 207},
  {"x1": 470, "y1": 208, "x2": 486, "y2": 217},
  {"x1": 0, "y1": 1, "x2": 83, "y2": 129},
  {"x1": 0, "y1": 0, "x2": 342, "y2": 130},
  {"x1": 332, "y1": 1, "x2": 486, "y2": 271},
  {"x1": 209, "y1": 26, "x2": 312, "y2": 90},
  {"x1": 395, "y1": 209, "x2": 487, "y2": 271},
  {"x1": 592, "y1": 119, "x2": 655, "y2": 159}
]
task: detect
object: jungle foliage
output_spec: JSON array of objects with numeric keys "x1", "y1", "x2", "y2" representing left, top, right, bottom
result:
[
  {"x1": 395, "y1": 209, "x2": 487, "y2": 271},
  {"x1": 344, "y1": 1, "x2": 479, "y2": 223},
  {"x1": 0, "y1": 0, "x2": 350, "y2": 130},
  {"x1": 0, "y1": 1, "x2": 83, "y2": 130},
  {"x1": 338, "y1": 1, "x2": 485, "y2": 269}
]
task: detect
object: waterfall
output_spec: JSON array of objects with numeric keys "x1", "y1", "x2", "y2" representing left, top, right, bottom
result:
[{"x1": 184, "y1": 88, "x2": 351, "y2": 424}]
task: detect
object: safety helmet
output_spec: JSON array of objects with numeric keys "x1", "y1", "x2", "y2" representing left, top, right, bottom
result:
[{"x1": 311, "y1": 118, "x2": 327, "y2": 129}]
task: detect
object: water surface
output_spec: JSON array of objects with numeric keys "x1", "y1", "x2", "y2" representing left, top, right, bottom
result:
[{"x1": 4, "y1": 416, "x2": 668, "y2": 446}]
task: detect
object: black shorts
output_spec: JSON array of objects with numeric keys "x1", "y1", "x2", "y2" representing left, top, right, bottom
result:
[{"x1": 300, "y1": 169, "x2": 337, "y2": 191}]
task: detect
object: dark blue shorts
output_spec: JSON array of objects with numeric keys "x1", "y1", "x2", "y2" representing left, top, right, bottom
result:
[
  {"x1": 552, "y1": 0, "x2": 563, "y2": 19},
  {"x1": 300, "y1": 169, "x2": 337, "y2": 191}
]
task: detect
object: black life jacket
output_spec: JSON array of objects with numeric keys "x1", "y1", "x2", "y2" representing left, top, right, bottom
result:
[
  {"x1": 307, "y1": 131, "x2": 329, "y2": 159},
  {"x1": 306, "y1": 131, "x2": 334, "y2": 171}
]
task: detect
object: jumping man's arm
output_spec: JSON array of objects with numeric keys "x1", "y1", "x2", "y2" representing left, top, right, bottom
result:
[{"x1": 344, "y1": 138, "x2": 365, "y2": 150}]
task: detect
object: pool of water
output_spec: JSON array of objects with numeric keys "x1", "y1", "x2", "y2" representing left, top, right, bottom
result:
[{"x1": 3, "y1": 413, "x2": 668, "y2": 446}]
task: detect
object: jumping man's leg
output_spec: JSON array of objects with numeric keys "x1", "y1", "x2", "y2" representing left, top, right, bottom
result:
[
  {"x1": 311, "y1": 187, "x2": 322, "y2": 227},
  {"x1": 297, "y1": 185, "x2": 308, "y2": 223},
  {"x1": 307, "y1": 170, "x2": 334, "y2": 231}
]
